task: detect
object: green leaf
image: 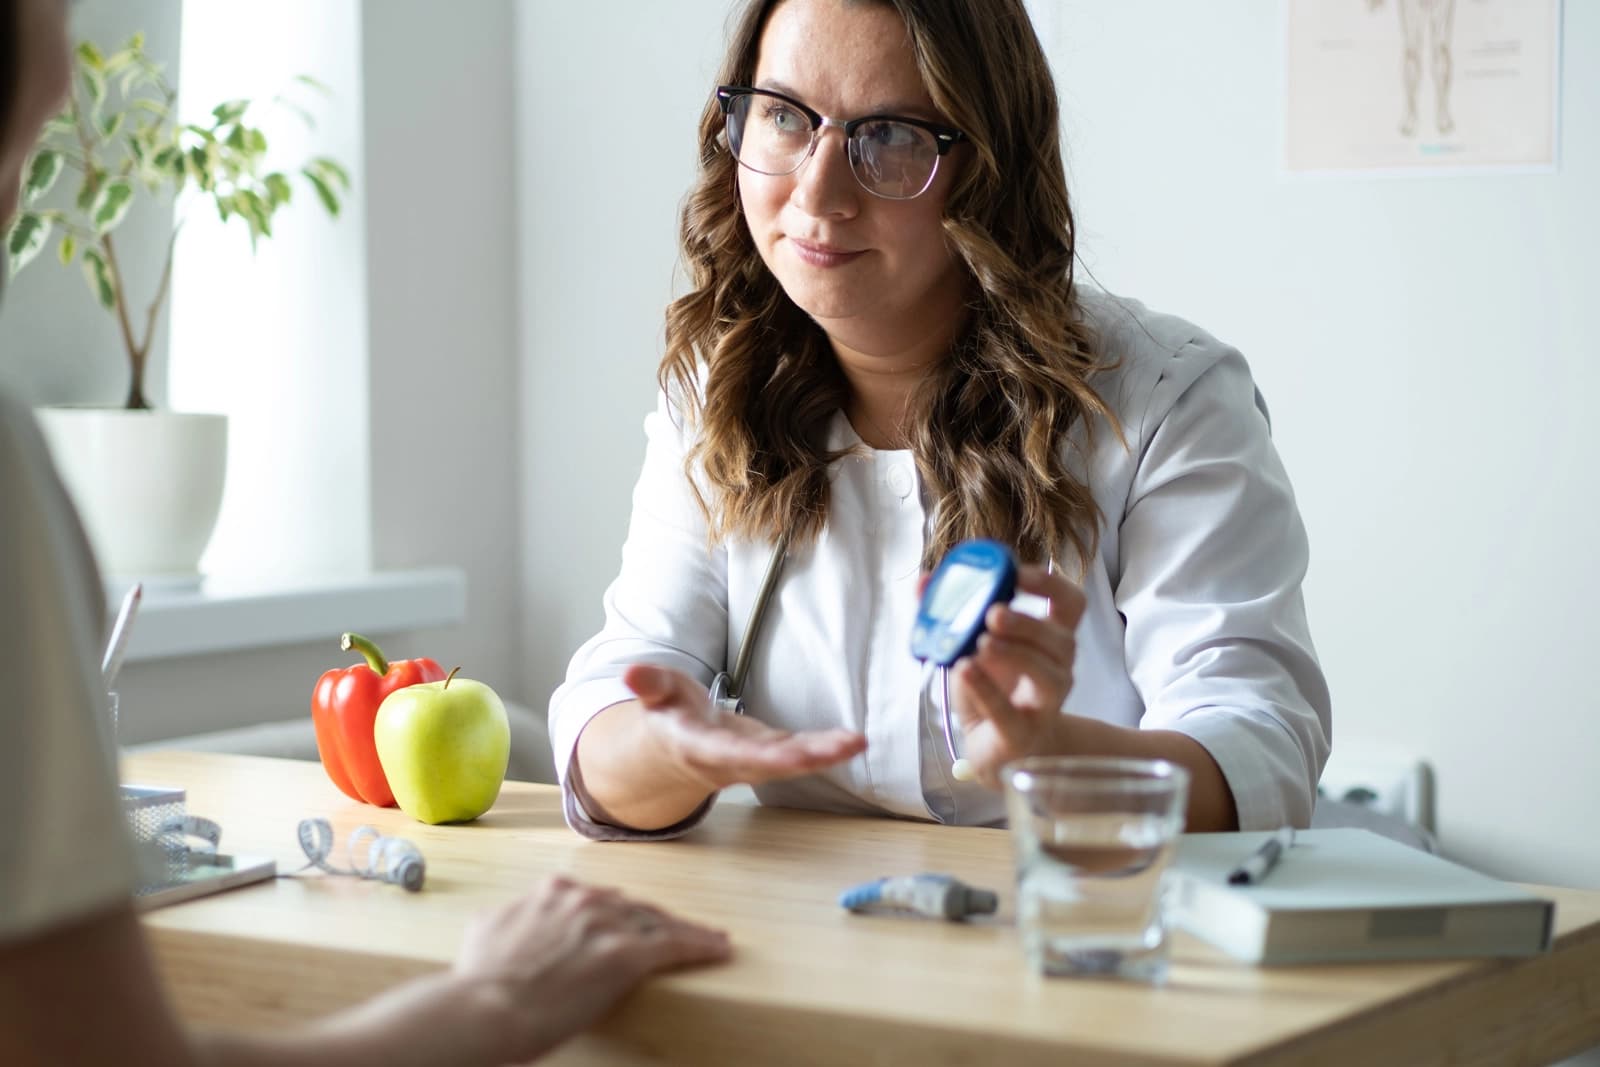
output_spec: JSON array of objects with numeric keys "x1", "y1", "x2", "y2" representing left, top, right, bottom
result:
[
  {"x1": 81, "y1": 247, "x2": 117, "y2": 309},
  {"x1": 45, "y1": 113, "x2": 76, "y2": 136},
  {"x1": 91, "y1": 180, "x2": 134, "y2": 233},
  {"x1": 100, "y1": 112, "x2": 124, "y2": 141},
  {"x1": 76, "y1": 41, "x2": 106, "y2": 71},
  {"x1": 22, "y1": 150, "x2": 64, "y2": 204},
  {"x1": 263, "y1": 172, "x2": 293, "y2": 206},
  {"x1": 225, "y1": 124, "x2": 247, "y2": 150},
  {"x1": 184, "y1": 123, "x2": 216, "y2": 142},
  {"x1": 216, "y1": 194, "x2": 234, "y2": 223},
  {"x1": 238, "y1": 189, "x2": 272, "y2": 236},
  {"x1": 5, "y1": 213, "x2": 51, "y2": 276},
  {"x1": 308, "y1": 156, "x2": 351, "y2": 190},
  {"x1": 132, "y1": 98, "x2": 168, "y2": 118},
  {"x1": 187, "y1": 145, "x2": 213, "y2": 191},
  {"x1": 76, "y1": 167, "x2": 104, "y2": 212},
  {"x1": 293, "y1": 73, "x2": 331, "y2": 94},
  {"x1": 81, "y1": 68, "x2": 106, "y2": 109},
  {"x1": 126, "y1": 31, "x2": 145, "y2": 53},
  {"x1": 246, "y1": 128, "x2": 268, "y2": 155},
  {"x1": 212, "y1": 99, "x2": 250, "y2": 126},
  {"x1": 275, "y1": 97, "x2": 316, "y2": 128},
  {"x1": 302, "y1": 169, "x2": 340, "y2": 216},
  {"x1": 58, "y1": 232, "x2": 77, "y2": 266},
  {"x1": 139, "y1": 58, "x2": 172, "y2": 97}
]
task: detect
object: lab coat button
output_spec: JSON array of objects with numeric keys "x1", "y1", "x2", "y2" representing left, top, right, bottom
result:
[{"x1": 886, "y1": 465, "x2": 913, "y2": 498}]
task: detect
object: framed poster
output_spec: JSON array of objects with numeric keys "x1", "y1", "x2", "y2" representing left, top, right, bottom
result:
[{"x1": 1286, "y1": 0, "x2": 1562, "y2": 174}]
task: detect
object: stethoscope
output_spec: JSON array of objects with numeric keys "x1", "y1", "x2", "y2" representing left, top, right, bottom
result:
[
  {"x1": 707, "y1": 530, "x2": 973, "y2": 777},
  {"x1": 708, "y1": 530, "x2": 791, "y2": 717}
]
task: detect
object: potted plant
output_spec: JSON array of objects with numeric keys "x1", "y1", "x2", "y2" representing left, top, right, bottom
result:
[{"x1": 4, "y1": 34, "x2": 350, "y2": 582}]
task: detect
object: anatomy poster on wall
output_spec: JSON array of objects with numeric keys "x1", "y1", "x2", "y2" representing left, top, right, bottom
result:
[{"x1": 1286, "y1": 0, "x2": 1561, "y2": 173}]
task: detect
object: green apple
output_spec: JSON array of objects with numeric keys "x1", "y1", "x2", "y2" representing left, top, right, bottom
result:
[{"x1": 373, "y1": 667, "x2": 510, "y2": 824}]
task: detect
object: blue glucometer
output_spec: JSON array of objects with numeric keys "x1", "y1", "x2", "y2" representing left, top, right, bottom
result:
[{"x1": 911, "y1": 539, "x2": 1018, "y2": 667}]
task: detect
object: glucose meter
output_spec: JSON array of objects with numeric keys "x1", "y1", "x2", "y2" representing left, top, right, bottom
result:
[{"x1": 912, "y1": 539, "x2": 1018, "y2": 782}]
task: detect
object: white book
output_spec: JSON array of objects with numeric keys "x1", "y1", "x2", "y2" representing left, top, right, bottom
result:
[{"x1": 1169, "y1": 828, "x2": 1554, "y2": 965}]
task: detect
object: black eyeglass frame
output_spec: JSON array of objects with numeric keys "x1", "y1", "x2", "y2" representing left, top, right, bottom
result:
[{"x1": 714, "y1": 84, "x2": 967, "y2": 198}]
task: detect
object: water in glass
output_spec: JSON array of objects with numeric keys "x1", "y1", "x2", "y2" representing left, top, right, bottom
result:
[{"x1": 1004, "y1": 757, "x2": 1189, "y2": 982}]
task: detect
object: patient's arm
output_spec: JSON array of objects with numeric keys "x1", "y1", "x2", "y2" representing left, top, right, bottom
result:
[
  {"x1": 0, "y1": 879, "x2": 729, "y2": 1067},
  {"x1": 0, "y1": 902, "x2": 198, "y2": 1067}
]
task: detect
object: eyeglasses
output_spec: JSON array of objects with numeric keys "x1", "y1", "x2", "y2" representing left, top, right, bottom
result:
[{"x1": 715, "y1": 85, "x2": 966, "y2": 201}]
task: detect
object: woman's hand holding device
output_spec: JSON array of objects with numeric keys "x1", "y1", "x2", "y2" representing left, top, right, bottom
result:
[{"x1": 943, "y1": 562, "x2": 1088, "y2": 788}]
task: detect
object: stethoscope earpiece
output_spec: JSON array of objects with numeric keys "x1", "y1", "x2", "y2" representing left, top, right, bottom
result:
[{"x1": 709, "y1": 671, "x2": 745, "y2": 716}]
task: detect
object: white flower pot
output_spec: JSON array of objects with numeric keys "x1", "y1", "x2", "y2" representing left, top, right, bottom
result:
[{"x1": 35, "y1": 406, "x2": 228, "y2": 583}]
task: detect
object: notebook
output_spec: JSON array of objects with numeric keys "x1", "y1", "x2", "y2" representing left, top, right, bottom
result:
[
  {"x1": 1168, "y1": 828, "x2": 1554, "y2": 965},
  {"x1": 132, "y1": 851, "x2": 278, "y2": 912}
]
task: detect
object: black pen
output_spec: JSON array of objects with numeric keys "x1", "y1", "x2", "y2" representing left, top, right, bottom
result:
[{"x1": 1227, "y1": 825, "x2": 1295, "y2": 885}]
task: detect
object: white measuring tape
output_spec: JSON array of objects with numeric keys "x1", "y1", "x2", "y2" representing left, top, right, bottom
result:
[{"x1": 290, "y1": 818, "x2": 426, "y2": 893}]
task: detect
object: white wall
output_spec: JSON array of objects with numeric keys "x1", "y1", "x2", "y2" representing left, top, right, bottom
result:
[
  {"x1": 514, "y1": 0, "x2": 733, "y2": 731},
  {"x1": 361, "y1": 0, "x2": 524, "y2": 727},
  {"x1": 514, "y1": 1, "x2": 1598, "y2": 887},
  {"x1": 1044, "y1": 0, "x2": 1598, "y2": 888}
]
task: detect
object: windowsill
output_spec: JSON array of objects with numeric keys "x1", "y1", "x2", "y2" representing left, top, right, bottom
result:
[{"x1": 115, "y1": 568, "x2": 467, "y2": 663}]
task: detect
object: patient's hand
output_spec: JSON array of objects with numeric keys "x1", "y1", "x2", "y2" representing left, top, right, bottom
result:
[{"x1": 454, "y1": 875, "x2": 731, "y2": 1062}]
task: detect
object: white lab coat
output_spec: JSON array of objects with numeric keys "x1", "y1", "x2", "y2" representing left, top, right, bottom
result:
[{"x1": 549, "y1": 291, "x2": 1332, "y2": 837}]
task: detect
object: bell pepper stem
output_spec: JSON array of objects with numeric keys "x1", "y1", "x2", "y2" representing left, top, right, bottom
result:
[
  {"x1": 341, "y1": 632, "x2": 389, "y2": 676},
  {"x1": 443, "y1": 666, "x2": 462, "y2": 690}
]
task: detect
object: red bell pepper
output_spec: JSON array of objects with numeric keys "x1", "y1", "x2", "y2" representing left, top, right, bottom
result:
[{"x1": 311, "y1": 632, "x2": 446, "y2": 807}]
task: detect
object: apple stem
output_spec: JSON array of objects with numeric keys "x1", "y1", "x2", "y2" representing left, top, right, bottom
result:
[
  {"x1": 341, "y1": 632, "x2": 389, "y2": 676},
  {"x1": 443, "y1": 666, "x2": 462, "y2": 690}
]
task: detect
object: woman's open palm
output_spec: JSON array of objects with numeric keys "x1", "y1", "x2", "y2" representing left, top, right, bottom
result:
[{"x1": 623, "y1": 664, "x2": 866, "y2": 792}]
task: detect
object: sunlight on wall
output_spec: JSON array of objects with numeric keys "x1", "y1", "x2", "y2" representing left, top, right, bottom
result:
[{"x1": 169, "y1": 1, "x2": 371, "y2": 581}]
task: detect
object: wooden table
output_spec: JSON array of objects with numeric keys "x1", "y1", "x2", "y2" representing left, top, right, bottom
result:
[{"x1": 127, "y1": 751, "x2": 1600, "y2": 1066}]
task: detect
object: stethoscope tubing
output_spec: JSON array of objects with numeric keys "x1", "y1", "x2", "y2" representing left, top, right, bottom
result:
[{"x1": 938, "y1": 666, "x2": 960, "y2": 765}]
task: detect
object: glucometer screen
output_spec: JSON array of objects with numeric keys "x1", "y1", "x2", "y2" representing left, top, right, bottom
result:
[{"x1": 927, "y1": 563, "x2": 992, "y2": 622}]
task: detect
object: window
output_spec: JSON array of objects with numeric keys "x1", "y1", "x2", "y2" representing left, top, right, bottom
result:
[{"x1": 170, "y1": 0, "x2": 372, "y2": 581}]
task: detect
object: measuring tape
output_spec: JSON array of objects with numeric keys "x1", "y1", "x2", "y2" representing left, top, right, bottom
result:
[{"x1": 290, "y1": 818, "x2": 426, "y2": 893}]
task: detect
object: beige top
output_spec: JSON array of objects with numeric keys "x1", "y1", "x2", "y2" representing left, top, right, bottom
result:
[{"x1": 0, "y1": 389, "x2": 140, "y2": 941}]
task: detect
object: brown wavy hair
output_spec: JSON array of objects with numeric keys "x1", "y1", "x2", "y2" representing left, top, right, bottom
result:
[
  {"x1": 660, "y1": 0, "x2": 1119, "y2": 571},
  {"x1": 0, "y1": 0, "x2": 17, "y2": 155}
]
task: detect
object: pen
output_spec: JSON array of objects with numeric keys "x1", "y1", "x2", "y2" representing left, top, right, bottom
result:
[
  {"x1": 101, "y1": 581, "x2": 143, "y2": 689},
  {"x1": 1227, "y1": 825, "x2": 1295, "y2": 886}
]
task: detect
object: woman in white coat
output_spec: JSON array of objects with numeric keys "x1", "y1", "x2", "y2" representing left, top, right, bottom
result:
[{"x1": 552, "y1": 0, "x2": 1331, "y2": 839}]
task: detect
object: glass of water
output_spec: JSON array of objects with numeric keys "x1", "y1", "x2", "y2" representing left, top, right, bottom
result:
[{"x1": 1003, "y1": 756, "x2": 1189, "y2": 982}]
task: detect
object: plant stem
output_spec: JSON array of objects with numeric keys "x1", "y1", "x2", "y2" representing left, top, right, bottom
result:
[
  {"x1": 98, "y1": 232, "x2": 147, "y2": 410},
  {"x1": 138, "y1": 227, "x2": 179, "y2": 386},
  {"x1": 69, "y1": 71, "x2": 145, "y2": 410}
]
